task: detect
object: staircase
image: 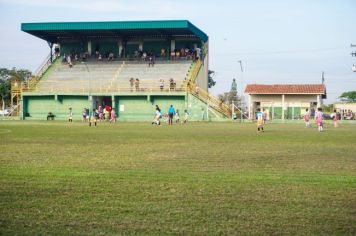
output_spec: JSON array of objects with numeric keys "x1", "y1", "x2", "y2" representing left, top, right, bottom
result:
[{"x1": 186, "y1": 60, "x2": 232, "y2": 118}]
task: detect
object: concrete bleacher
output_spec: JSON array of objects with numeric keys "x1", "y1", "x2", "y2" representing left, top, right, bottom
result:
[{"x1": 36, "y1": 59, "x2": 192, "y2": 93}]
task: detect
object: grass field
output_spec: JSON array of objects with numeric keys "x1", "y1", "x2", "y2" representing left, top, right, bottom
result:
[{"x1": 0, "y1": 121, "x2": 355, "y2": 235}]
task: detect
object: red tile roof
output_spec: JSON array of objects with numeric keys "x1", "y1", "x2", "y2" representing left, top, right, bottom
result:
[{"x1": 244, "y1": 84, "x2": 326, "y2": 94}]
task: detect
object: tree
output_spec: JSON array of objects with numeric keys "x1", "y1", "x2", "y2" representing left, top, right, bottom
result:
[
  {"x1": 218, "y1": 78, "x2": 240, "y2": 105},
  {"x1": 208, "y1": 70, "x2": 216, "y2": 88},
  {"x1": 339, "y1": 91, "x2": 356, "y2": 102},
  {"x1": 0, "y1": 67, "x2": 32, "y2": 110}
]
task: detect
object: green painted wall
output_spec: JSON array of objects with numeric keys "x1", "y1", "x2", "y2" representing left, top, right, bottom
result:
[
  {"x1": 23, "y1": 94, "x2": 227, "y2": 121},
  {"x1": 143, "y1": 41, "x2": 169, "y2": 57},
  {"x1": 24, "y1": 96, "x2": 56, "y2": 119},
  {"x1": 152, "y1": 96, "x2": 185, "y2": 116},
  {"x1": 61, "y1": 42, "x2": 84, "y2": 56},
  {"x1": 187, "y1": 94, "x2": 227, "y2": 121},
  {"x1": 116, "y1": 95, "x2": 185, "y2": 121},
  {"x1": 56, "y1": 96, "x2": 89, "y2": 119},
  {"x1": 175, "y1": 41, "x2": 201, "y2": 50},
  {"x1": 125, "y1": 44, "x2": 139, "y2": 57},
  {"x1": 116, "y1": 96, "x2": 151, "y2": 121},
  {"x1": 24, "y1": 95, "x2": 89, "y2": 120},
  {"x1": 92, "y1": 41, "x2": 118, "y2": 57}
]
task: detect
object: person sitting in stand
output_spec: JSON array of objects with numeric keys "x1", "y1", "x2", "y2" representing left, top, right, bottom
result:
[
  {"x1": 148, "y1": 55, "x2": 155, "y2": 67},
  {"x1": 142, "y1": 52, "x2": 147, "y2": 61},
  {"x1": 108, "y1": 52, "x2": 114, "y2": 61},
  {"x1": 170, "y1": 50, "x2": 175, "y2": 60},
  {"x1": 160, "y1": 48, "x2": 166, "y2": 57},
  {"x1": 47, "y1": 112, "x2": 55, "y2": 120},
  {"x1": 67, "y1": 55, "x2": 72, "y2": 68}
]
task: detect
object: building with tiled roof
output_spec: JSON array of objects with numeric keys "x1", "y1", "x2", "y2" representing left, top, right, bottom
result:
[{"x1": 244, "y1": 84, "x2": 326, "y2": 120}]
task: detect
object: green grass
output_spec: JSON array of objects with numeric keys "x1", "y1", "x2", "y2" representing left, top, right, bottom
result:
[{"x1": 0, "y1": 121, "x2": 355, "y2": 235}]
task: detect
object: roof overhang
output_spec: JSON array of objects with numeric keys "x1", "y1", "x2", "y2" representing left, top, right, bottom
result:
[
  {"x1": 21, "y1": 20, "x2": 208, "y2": 43},
  {"x1": 245, "y1": 84, "x2": 327, "y2": 98}
]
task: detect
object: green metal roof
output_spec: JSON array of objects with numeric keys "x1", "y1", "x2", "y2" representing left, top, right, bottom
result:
[{"x1": 21, "y1": 20, "x2": 208, "y2": 43}]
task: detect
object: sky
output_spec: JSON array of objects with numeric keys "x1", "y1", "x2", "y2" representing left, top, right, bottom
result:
[{"x1": 0, "y1": 0, "x2": 355, "y2": 103}]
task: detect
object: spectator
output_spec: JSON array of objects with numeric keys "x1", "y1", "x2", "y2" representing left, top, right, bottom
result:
[
  {"x1": 169, "y1": 78, "x2": 176, "y2": 91},
  {"x1": 54, "y1": 45, "x2": 60, "y2": 57},
  {"x1": 67, "y1": 55, "x2": 72, "y2": 68},
  {"x1": 160, "y1": 48, "x2": 166, "y2": 57},
  {"x1": 170, "y1": 50, "x2": 175, "y2": 60},
  {"x1": 47, "y1": 112, "x2": 54, "y2": 120},
  {"x1": 142, "y1": 52, "x2": 147, "y2": 61},
  {"x1": 129, "y1": 78, "x2": 134, "y2": 92},
  {"x1": 148, "y1": 55, "x2": 155, "y2": 67},
  {"x1": 195, "y1": 47, "x2": 201, "y2": 60},
  {"x1": 195, "y1": 85, "x2": 200, "y2": 95},
  {"x1": 135, "y1": 78, "x2": 140, "y2": 91},
  {"x1": 108, "y1": 52, "x2": 114, "y2": 61},
  {"x1": 175, "y1": 50, "x2": 180, "y2": 59},
  {"x1": 160, "y1": 79, "x2": 164, "y2": 91}
]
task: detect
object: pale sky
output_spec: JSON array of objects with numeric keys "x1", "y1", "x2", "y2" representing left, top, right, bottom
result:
[{"x1": 0, "y1": 0, "x2": 355, "y2": 103}]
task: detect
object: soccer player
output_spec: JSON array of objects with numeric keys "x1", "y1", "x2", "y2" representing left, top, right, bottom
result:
[
  {"x1": 256, "y1": 108, "x2": 264, "y2": 132},
  {"x1": 303, "y1": 108, "x2": 310, "y2": 128},
  {"x1": 68, "y1": 107, "x2": 73, "y2": 122},
  {"x1": 184, "y1": 109, "x2": 189, "y2": 123},
  {"x1": 315, "y1": 107, "x2": 324, "y2": 132},
  {"x1": 330, "y1": 109, "x2": 338, "y2": 128},
  {"x1": 89, "y1": 109, "x2": 97, "y2": 127},
  {"x1": 175, "y1": 109, "x2": 180, "y2": 123}
]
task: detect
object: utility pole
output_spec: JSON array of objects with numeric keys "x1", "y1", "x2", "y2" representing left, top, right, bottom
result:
[
  {"x1": 322, "y1": 71, "x2": 325, "y2": 84},
  {"x1": 351, "y1": 44, "x2": 356, "y2": 72}
]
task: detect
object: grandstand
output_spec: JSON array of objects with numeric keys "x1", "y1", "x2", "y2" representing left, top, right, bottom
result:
[{"x1": 14, "y1": 20, "x2": 231, "y2": 121}]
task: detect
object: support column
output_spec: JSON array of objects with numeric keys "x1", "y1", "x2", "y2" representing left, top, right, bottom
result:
[
  {"x1": 20, "y1": 96, "x2": 24, "y2": 120},
  {"x1": 47, "y1": 41, "x2": 53, "y2": 62},
  {"x1": 170, "y1": 40, "x2": 175, "y2": 52},
  {"x1": 118, "y1": 40, "x2": 123, "y2": 58},
  {"x1": 139, "y1": 40, "x2": 143, "y2": 51},
  {"x1": 317, "y1": 95, "x2": 320, "y2": 108},
  {"x1": 88, "y1": 41, "x2": 92, "y2": 55},
  {"x1": 272, "y1": 103, "x2": 275, "y2": 120},
  {"x1": 111, "y1": 95, "x2": 116, "y2": 110},
  {"x1": 282, "y1": 94, "x2": 285, "y2": 120},
  {"x1": 248, "y1": 94, "x2": 252, "y2": 120}
]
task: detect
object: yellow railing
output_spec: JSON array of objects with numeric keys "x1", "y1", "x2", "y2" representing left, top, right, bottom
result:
[
  {"x1": 184, "y1": 58, "x2": 231, "y2": 117},
  {"x1": 22, "y1": 76, "x2": 40, "y2": 91},
  {"x1": 184, "y1": 59, "x2": 202, "y2": 89},
  {"x1": 188, "y1": 85, "x2": 231, "y2": 117},
  {"x1": 22, "y1": 56, "x2": 59, "y2": 92},
  {"x1": 10, "y1": 80, "x2": 23, "y2": 116},
  {"x1": 25, "y1": 80, "x2": 187, "y2": 93}
]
